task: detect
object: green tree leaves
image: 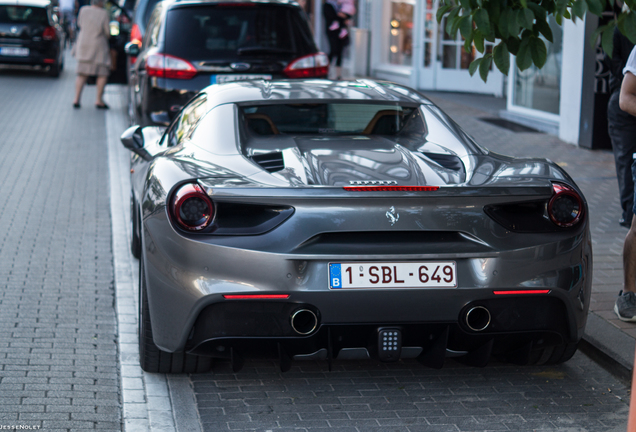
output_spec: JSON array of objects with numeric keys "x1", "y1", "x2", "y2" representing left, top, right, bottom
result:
[
  {"x1": 493, "y1": 42, "x2": 510, "y2": 74},
  {"x1": 437, "y1": 0, "x2": 623, "y2": 82}
]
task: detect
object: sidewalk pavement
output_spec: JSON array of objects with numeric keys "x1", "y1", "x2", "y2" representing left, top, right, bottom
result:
[{"x1": 425, "y1": 90, "x2": 636, "y2": 381}]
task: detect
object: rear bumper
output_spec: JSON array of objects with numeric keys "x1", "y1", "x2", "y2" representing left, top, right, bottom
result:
[
  {"x1": 187, "y1": 296, "x2": 572, "y2": 361},
  {"x1": 0, "y1": 41, "x2": 61, "y2": 66}
]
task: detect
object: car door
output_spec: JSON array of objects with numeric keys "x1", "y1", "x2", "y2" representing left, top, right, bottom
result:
[{"x1": 129, "y1": 4, "x2": 162, "y2": 124}]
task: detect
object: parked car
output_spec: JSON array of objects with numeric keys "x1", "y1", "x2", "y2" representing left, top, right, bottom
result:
[
  {"x1": 0, "y1": 0, "x2": 64, "y2": 77},
  {"x1": 121, "y1": 79, "x2": 592, "y2": 373},
  {"x1": 127, "y1": 0, "x2": 158, "y2": 47},
  {"x1": 125, "y1": 0, "x2": 327, "y2": 127},
  {"x1": 105, "y1": 0, "x2": 131, "y2": 83}
]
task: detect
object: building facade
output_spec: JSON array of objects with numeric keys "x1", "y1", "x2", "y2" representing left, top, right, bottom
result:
[{"x1": 308, "y1": 0, "x2": 599, "y2": 147}]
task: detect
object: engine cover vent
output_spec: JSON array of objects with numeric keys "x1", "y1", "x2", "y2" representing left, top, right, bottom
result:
[{"x1": 251, "y1": 152, "x2": 284, "y2": 173}]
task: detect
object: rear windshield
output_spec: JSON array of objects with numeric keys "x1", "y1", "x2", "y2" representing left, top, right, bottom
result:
[
  {"x1": 164, "y1": 5, "x2": 315, "y2": 60},
  {"x1": 0, "y1": 6, "x2": 48, "y2": 24},
  {"x1": 240, "y1": 104, "x2": 423, "y2": 136}
]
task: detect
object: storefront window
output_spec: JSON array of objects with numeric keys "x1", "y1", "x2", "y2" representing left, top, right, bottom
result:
[
  {"x1": 388, "y1": 0, "x2": 414, "y2": 66},
  {"x1": 440, "y1": 17, "x2": 493, "y2": 71},
  {"x1": 512, "y1": 16, "x2": 562, "y2": 115},
  {"x1": 422, "y1": 0, "x2": 435, "y2": 67}
]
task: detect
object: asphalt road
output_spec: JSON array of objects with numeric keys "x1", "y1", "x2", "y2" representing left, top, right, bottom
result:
[{"x1": 0, "y1": 56, "x2": 630, "y2": 431}]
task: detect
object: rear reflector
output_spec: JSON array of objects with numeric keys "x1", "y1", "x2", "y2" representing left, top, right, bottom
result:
[
  {"x1": 493, "y1": 290, "x2": 551, "y2": 295},
  {"x1": 223, "y1": 294, "x2": 290, "y2": 300},
  {"x1": 343, "y1": 186, "x2": 440, "y2": 192},
  {"x1": 43, "y1": 59, "x2": 55, "y2": 64}
]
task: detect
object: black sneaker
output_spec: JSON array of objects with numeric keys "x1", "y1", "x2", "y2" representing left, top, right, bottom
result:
[
  {"x1": 619, "y1": 218, "x2": 631, "y2": 229},
  {"x1": 615, "y1": 290, "x2": 636, "y2": 322}
]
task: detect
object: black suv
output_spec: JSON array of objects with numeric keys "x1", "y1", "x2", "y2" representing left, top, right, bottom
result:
[
  {"x1": 126, "y1": 0, "x2": 327, "y2": 126},
  {"x1": 0, "y1": 0, "x2": 64, "y2": 77}
]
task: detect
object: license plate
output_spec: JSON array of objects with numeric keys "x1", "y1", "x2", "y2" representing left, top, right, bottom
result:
[
  {"x1": 0, "y1": 47, "x2": 29, "y2": 57},
  {"x1": 329, "y1": 262, "x2": 457, "y2": 289},
  {"x1": 211, "y1": 74, "x2": 272, "y2": 84}
]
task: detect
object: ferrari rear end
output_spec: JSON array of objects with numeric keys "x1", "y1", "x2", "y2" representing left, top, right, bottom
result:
[
  {"x1": 143, "y1": 177, "x2": 591, "y2": 371},
  {"x1": 130, "y1": 81, "x2": 591, "y2": 372}
]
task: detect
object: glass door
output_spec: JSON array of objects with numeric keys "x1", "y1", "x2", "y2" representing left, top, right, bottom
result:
[{"x1": 417, "y1": 2, "x2": 504, "y2": 95}]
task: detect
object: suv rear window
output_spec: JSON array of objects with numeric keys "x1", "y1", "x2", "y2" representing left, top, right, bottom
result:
[
  {"x1": 0, "y1": 6, "x2": 48, "y2": 24},
  {"x1": 164, "y1": 5, "x2": 315, "y2": 60}
]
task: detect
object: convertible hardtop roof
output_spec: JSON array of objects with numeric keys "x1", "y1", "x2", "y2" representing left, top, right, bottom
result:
[{"x1": 203, "y1": 79, "x2": 434, "y2": 107}]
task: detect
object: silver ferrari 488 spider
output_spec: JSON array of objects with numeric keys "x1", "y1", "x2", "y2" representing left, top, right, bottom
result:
[{"x1": 121, "y1": 79, "x2": 591, "y2": 373}]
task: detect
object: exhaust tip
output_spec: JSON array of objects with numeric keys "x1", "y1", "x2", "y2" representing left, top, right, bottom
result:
[
  {"x1": 290, "y1": 309, "x2": 318, "y2": 335},
  {"x1": 465, "y1": 306, "x2": 491, "y2": 332}
]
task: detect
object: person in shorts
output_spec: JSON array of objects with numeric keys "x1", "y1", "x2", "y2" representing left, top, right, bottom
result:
[{"x1": 58, "y1": 0, "x2": 76, "y2": 40}]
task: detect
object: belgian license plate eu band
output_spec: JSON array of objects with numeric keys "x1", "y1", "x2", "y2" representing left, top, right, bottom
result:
[
  {"x1": 329, "y1": 262, "x2": 457, "y2": 289},
  {"x1": 211, "y1": 74, "x2": 272, "y2": 84},
  {"x1": 0, "y1": 47, "x2": 29, "y2": 56}
]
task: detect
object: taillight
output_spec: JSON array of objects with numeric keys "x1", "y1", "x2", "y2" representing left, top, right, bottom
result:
[
  {"x1": 283, "y1": 53, "x2": 329, "y2": 79},
  {"x1": 130, "y1": 23, "x2": 142, "y2": 45},
  {"x1": 548, "y1": 182, "x2": 583, "y2": 227},
  {"x1": 171, "y1": 183, "x2": 214, "y2": 231},
  {"x1": 145, "y1": 53, "x2": 197, "y2": 79},
  {"x1": 42, "y1": 26, "x2": 56, "y2": 40},
  {"x1": 129, "y1": 23, "x2": 142, "y2": 64}
]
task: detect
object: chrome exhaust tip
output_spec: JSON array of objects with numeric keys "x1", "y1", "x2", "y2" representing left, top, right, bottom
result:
[
  {"x1": 290, "y1": 309, "x2": 318, "y2": 335},
  {"x1": 465, "y1": 306, "x2": 491, "y2": 332}
]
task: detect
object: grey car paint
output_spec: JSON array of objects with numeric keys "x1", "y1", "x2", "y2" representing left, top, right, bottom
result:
[{"x1": 124, "y1": 79, "x2": 591, "y2": 367}]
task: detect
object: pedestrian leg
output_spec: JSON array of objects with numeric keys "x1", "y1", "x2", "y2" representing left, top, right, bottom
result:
[
  {"x1": 95, "y1": 75, "x2": 108, "y2": 108},
  {"x1": 73, "y1": 74, "x2": 87, "y2": 107}
]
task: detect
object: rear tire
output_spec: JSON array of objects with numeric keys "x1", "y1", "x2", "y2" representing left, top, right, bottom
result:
[
  {"x1": 529, "y1": 342, "x2": 578, "y2": 365},
  {"x1": 138, "y1": 259, "x2": 213, "y2": 373},
  {"x1": 48, "y1": 62, "x2": 60, "y2": 78}
]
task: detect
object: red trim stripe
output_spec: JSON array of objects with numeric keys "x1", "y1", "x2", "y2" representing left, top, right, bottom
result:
[
  {"x1": 343, "y1": 186, "x2": 440, "y2": 192},
  {"x1": 223, "y1": 294, "x2": 290, "y2": 300},
  {"x1": 493, "y1": 290, "x2": 551, "y2": 295}
]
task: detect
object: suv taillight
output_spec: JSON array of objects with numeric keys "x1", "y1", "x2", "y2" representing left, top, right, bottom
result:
[
  {"x1": 283, "y1": 53, "x2": 329, "y2": 79},
  {"x1": 42, "y1": 26, "x2": 56, "y2": 40},
  {"x1": 171, "y1": 183, "x2": 215, "y2": 231},
  {"x1": 130, "y1": 23, "x2": 142, "y2": 45},
  {"x1": 548, "y1": 182, "x2": 583, "y2": 227},
  {"x1": 146, "y1": 53, "x2": 197, "y2": 79}
]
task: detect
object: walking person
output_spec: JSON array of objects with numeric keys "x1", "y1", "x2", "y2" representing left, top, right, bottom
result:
[
  {"x1": 607, "y1": 28, "x2": 636, "y2": 228},
  {"x1": 323, "y1": 0, "x2": 355, "y2": 80},
  {"x1": 58, "y1": 0, "x2": 77, "y2": 44},
  {"x1": 72, "y1": 0, "x2": 111, "y2": 109},
  {"x1": 614, "y1": 45, "x2": 636, "y2": 321}
]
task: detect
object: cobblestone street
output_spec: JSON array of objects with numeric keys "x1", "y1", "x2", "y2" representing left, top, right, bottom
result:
[{"x1": 0, "y1": 65, "x2": 120, "y2": 430}]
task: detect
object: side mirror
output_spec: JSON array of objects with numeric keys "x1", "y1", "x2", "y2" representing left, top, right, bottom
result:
[
  {"x1": 121, "y1": 125, "x2": 151, "y2": 160},
  {"x1": 124, "y1": 41, "x2": 140, "y2": 57}
]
